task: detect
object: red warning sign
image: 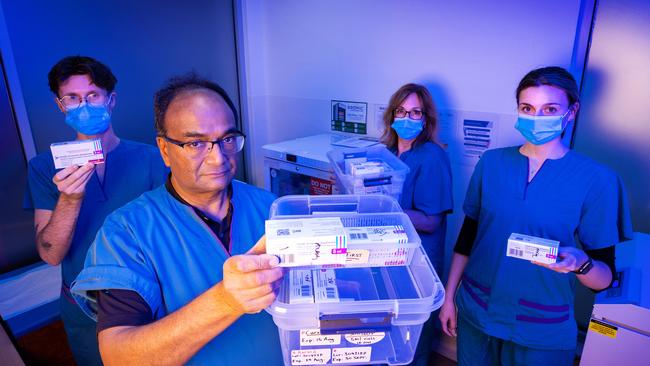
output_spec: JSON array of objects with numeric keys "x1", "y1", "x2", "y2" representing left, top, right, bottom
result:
[{"x1": 309, "y1": 177, "x2": 333, "y2": 195}]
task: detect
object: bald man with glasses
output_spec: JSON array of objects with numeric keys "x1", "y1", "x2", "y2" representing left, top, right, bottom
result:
[{"x1": 71, "y1": 74, "x2": 284, "y2": 365}]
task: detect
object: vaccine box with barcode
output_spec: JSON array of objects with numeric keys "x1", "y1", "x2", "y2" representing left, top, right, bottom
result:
[
  {"x1": 266, "y1": 195, "x2": 445, "y2": 365},
  {"x1": 506, "y1": 233, "x2": 559, "y2": 264},
  {"x1": 50, "y1": 139, "x2": 104, "y2": 169}
]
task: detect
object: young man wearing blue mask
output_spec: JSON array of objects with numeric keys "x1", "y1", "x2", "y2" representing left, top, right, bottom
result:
[{"x1": 23, "y1": 56, "x2": 168, "y2": 365}]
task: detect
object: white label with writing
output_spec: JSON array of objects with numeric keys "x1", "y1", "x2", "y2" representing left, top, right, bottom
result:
[
  {"x1": 266, "y1": 218, "x2": 348, "y2": 267},
  {"x1": 332, "y1": 347, "x2": 372, "y2": 364},
  {"x1": 291, "y1": 349, "x2": 332, "y2": 365},
  {"x1": 314, "y1": 269, "x2": 340, "y2": 303},
  {"x1": 344, "y1": 332, "x2": 385, "y2": 345},
  {"x1": 289, "y1": 270, "x2": 314, "y2": 304},
  {"x1": 345, "y1": 249, "x2": 370, "y2": 264},
  {"x1": 367, "y1": 246, "x2": 411, "y2": 266},
  {"x1": 300, "y1": 329, "x2": 342, "y2": 346}
]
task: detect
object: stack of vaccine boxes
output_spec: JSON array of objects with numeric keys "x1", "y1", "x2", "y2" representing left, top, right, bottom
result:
[
  {"x1": 266, "y1": 195, "x2": 444, "y2": 365},
  {"x1": 327, "y1": 146, "x2": 409, "y2": 201}
]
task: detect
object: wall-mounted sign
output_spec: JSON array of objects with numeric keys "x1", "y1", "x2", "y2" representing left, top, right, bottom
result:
[{"x1": 331, "y1": 100, "x2": 368, "y2": 135}]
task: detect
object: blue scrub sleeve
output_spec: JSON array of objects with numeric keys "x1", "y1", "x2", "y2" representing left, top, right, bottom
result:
[
  {"x1": 413, "y1": 150, "x2": 453, "y2": 216},
  {"x1": 71, "y1": 217, "x2": 163, "y2": 321},
  {"x1": 462, "y1": 155, "x2": 485, "y2": 220},
  {"x1": 578, "y1": 170, "x2": 633, "y2": 250},
  {"x1": 24, "y1": 157, "x2": 58, "y2": 210}
]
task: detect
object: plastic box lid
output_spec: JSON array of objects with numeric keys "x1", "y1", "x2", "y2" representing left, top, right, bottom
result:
[{"x1": 327, "y1": 146, "x2": 410, "y2": 199}]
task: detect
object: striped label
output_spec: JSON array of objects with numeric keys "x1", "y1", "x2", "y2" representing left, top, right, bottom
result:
[{"x1": 589, "y1": 319, "x2": 618, "y2": 339}]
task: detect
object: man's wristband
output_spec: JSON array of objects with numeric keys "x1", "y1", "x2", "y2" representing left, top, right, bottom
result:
[{"x1": 573, "y1": 257, "x2": 594, "y2": 275}]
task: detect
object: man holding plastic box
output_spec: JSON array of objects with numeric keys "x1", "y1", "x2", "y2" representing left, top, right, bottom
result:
[
  {"x1": 23, "y1": 55, "x2": 168, "y2": 365},
  {"x1": 71, "y1": 74, "x2": 284, "y2": 365}
]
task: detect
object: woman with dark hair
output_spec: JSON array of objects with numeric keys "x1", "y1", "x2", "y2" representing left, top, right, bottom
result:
[
  {"x1": 439, "y1": 66, "x2": 632, "y2": 365},
  {"x1": 381, "y1": 83, "x2": 453, "y2": 365}
]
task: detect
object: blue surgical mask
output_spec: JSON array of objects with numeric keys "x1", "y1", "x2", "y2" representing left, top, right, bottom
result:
[
  {"x1": 515, "y1": 109, "x2": 571, "y2": 145},
  {"x1": 64, "y1": 100, "x2": 112, "y2": 135},
  {"x1": 391, "y1": 117, "x2": 423, "y2": 140}
]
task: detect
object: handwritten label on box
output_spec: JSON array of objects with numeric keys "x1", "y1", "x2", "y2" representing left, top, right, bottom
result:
[
  {"x1": 344, "y1": 332, "x2": 385, "y2": 345},
  {"x1": 300, "y1": 329, "x2": 342, "y2": 346},
  {"x1": 291, "y1": 349, "x2": 331, "y2": 365},
  {"x1": 332, "y1": 347, "x2": 372, "y2": 364}
]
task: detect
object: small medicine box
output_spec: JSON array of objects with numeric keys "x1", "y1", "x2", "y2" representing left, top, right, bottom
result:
[
  {"x1": 327, "y1": 146, "x2": 409, "y2": 201},
  {"x1": 506, "y1": 233, "x2": 559, "y2": 264},
  {"x1": 266, "y1": 195, "x2": 444, "y2": 365}
]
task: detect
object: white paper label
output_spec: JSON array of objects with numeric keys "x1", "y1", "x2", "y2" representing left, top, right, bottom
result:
[
  {"x1": 344, "y1": 332, "x2": 385, "y2": 345},
  {"x1": 300, "y1": 329, "x2": 342, "y2": 346},
  {"x1": 291, "y1": 349, "x2": 332, "y2": 365},
  {"x1": 345, "y1": 249, "x2": 370, "y2": 264},
  {"x1": 332, "y1": 347, "x2": 372, "y2": 364},
  {"x1": 366, "y1": 246, "x2": 411, "y2": 266},
  {"x1": 266, "y1": 218, "x2": 348, "y2": 267},
  {"x1": 345, "y1": 225, "x2": 408, "y2": 244},
  {"x1": 289, "y1": 270, "x2": 315, "y2": 304},
  {"x1": 314, "y1": 269, "x2": 340, "y2": 303}
]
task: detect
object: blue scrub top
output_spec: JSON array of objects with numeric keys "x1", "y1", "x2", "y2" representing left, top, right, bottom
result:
[
  {"x1": 71, "y1": 181, "x2": 284, "y2": 366},
  {"x1": 23, "y1": 139, "x2": 168, "y2": 288},
  {"x1": 457, "y1": 146, "x2": 633, "y2": 350},
  {"x1": 396, "y1": 141, "x2": 453, "y2": 272}
]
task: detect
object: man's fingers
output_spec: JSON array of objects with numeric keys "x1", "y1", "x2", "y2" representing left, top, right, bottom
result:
[
  {"x1": 55, "y1": 163, "x2": 94, "y2": 186},
  {"x1": 65, "y1": 168, "x2": 95, "y2": 193},
  {"x1": 449, "y1": 316, "x2": 457, "y2": 337},
  {"x1": 53, "y1": 165, "x2": 80, "y2": 182},
  {"x1": 233, "y1": 254, "x2": 280, "y2": 273},
  {"x1": 239, "y1": 267, "x2": 284, "y2": 288},
  {"x1": 237, "y1": 282, "x2": 278, "y2": 300},
  {"x1": 242, "y1": 291, "x2": 277, "y2": 313}
]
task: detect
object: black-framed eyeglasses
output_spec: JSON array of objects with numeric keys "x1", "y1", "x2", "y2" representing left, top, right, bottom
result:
[
  {"x1": 394, "y1": 107, "x2": 424, "y2": 120},
  {"x1": 59, "y1": 92, "x2": 111, "y2": 110},
  {"x1": 162, "y1": 132, "x2": 246, "y2": 158}
]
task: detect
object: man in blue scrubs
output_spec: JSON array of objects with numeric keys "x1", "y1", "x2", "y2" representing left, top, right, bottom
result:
[
  {"x1": 71, "y1": 75, "x2": 284, "y2": 365},
  {"x1": 24, "y1": 56, "x2": 168, "y2": 365}
]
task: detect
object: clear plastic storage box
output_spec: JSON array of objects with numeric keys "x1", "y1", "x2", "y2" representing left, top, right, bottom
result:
[
  {"x1": 327, "y1": 146, "x2": 410, "y2": 201},
  {"x1": 266, "y1": 195, "x2": 445, "y2": 365}
]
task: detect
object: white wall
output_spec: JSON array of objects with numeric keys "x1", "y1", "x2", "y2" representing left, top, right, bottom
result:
[{"x1": 237, "y1": 0, "x2": 585, "y2": 278}]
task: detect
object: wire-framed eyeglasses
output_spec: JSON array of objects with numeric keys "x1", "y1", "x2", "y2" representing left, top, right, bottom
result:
[
  {"x1": 162, "y1": 132, "x2": 246, "y2": 158},
  {"x1": 58, "y1": 92, "x2": 111, "y2": 110},
  {"x1": 394, "y1": 107, "x2": 424, "y2": 120}
]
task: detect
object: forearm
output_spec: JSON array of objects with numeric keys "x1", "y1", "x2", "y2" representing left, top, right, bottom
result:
[
  {"x1": 404, "y1": 209, "x2": 442, "y2": 234},
  {"x1": 99, "y1": 282, "x2": 241, "y2": 366},
  {"x1": 576, "y1": 260, "x2": 612, "y2": 291},
  {"x1": 36, "y1": 196, "x2": 83, "y2": 265},
  {"x1": 443, "y1": 253, "x2": 469, "y2": 301}
]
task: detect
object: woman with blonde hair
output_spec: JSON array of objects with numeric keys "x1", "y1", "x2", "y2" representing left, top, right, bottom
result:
[{"x1": 381, "y1": 83, "x2": 453, "y2": 365}]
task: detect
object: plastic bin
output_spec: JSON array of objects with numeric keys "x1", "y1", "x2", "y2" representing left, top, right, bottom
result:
[
  {"x1": 327, "y1": 146, "x2": 410, "y2": 201},
  {"x1": 266, "y1": 195, "x2": 445, "y2": 365}
]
